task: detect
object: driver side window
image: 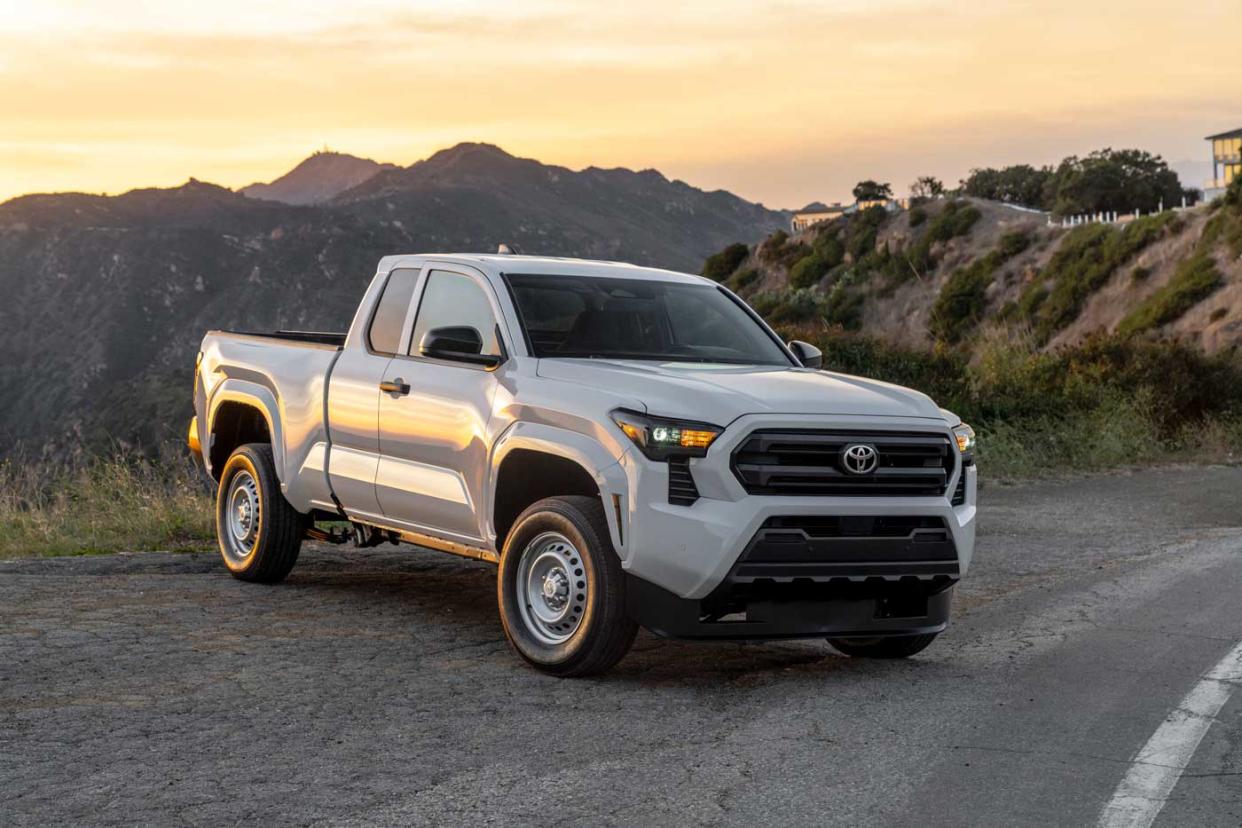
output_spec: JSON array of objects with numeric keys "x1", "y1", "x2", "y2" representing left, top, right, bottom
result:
[{"x1": 409, "y1": 270, "x2": 502, "y2": 357}]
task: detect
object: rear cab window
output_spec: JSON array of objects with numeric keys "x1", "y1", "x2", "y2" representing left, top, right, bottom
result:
[{"x1": 367, "y1": 268, "x2": 420, "y2": 354}]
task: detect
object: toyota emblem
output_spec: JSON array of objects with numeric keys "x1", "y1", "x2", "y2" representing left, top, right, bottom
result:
[{"x1": 841, "y1": 443, "x2": 879, "y2": 475}]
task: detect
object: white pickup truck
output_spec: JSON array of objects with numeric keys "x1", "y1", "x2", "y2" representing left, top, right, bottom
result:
[{"x1": 190, "y1": 252, "x2": 977, "y2": 676}]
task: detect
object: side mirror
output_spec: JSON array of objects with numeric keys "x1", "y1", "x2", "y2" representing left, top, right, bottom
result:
[
  {"x1": 420, "y1": 326, "x2": 501, "y2": 368},
  {"x1": 788, "y1": 340, "x2": 823, "y2": 369}
]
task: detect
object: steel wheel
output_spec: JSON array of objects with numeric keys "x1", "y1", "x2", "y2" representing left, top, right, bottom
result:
[
  {"x1": 515, "y1": 531, "x2": 588, "y2": 645},
  {"x1": 223, "y1": 469, "x2": 261, "y2": 565}
]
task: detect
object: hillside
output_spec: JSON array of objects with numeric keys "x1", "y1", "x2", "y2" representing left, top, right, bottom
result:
[
  {"x1": 0, "y1": 144, "x2": 788, "y2": 455},
  {"x1": 705, "y1": 188, "x2": 1242, "y2": 354}
]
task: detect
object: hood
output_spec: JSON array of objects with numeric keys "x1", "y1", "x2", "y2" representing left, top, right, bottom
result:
[{"x1": 535, "y1": 359, "x2": 945, "y2": 424}]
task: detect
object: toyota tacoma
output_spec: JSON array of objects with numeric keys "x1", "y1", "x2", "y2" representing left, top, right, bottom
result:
[{"x1": 190, "y1": 252, "x2": 977, "y2": 676}]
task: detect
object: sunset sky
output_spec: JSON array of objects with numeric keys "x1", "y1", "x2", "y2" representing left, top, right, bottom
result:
[{"x1": 2, "y1": 0, "x2": 1240, "y2": 208}]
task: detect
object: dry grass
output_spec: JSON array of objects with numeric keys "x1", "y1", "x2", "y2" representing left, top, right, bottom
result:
[{"x1": 0, "y1": 448, "x2": 214, "y2": 559}]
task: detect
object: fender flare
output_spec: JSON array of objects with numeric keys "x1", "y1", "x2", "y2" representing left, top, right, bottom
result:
[
  {"x1": 489, "y1": 422, "x2": 629, "y2": 557},
  {"x1": 205, "y1": 380, "x2": 285, "y2": 481}
]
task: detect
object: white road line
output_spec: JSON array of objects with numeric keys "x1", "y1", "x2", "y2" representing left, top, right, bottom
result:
[{"x1": 1098, "y1": 639, "x2": 1242, "y2": 828}]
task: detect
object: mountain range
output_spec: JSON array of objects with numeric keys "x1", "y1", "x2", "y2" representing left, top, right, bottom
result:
[{"x1": 0, "y1": 143, "x2": 789, "y2": 455}]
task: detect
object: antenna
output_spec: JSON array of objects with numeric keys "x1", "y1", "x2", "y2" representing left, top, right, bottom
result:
[{"x1": 497, "y1": 243, "x2": 523, "y2": 255}]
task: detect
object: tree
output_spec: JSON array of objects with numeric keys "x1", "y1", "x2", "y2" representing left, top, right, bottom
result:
[
  {"x1": 852, "y1": 180, "x2": 893, "y2": 202},
  {"x1": 960, "y1": 165, "x2": 1054, "y2": 209},
  {"x1": 1048, "y1": 149, "x2": 1184, "y2": 216},
  {"x1": 909, "y1": 176, "x2": 945, "y2": 199}
]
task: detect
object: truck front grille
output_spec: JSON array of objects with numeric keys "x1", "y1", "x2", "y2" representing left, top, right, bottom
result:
[{"x1": 731, "y1": 429, "x2": 955, "y2": 496}]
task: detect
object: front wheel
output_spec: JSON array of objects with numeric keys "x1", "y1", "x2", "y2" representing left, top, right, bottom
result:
[
  {"x1": 828, "y1": 633, "x2": 939, "y2": 659},
  {"x1": 215, "y1": 443, "x2": 305, "y2": 583},
  {"x1": 498, "y1": 496, "x2": 637, "y2": 677}
]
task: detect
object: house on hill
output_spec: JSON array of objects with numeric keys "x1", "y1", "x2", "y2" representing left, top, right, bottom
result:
[
  {"x1": 1206, "y1": 127, "x2": 1241, "y2": 201},
  {"x1": 791, "y1": 202, "x2": 847, "y2": 232},
  {"x1": 790, "y1": 197, "x2": 910, "y2": 232}
]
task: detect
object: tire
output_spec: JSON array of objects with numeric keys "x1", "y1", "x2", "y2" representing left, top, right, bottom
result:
[
  {"x1": 215, "y1": 443, "x2": 305, "y2": 584},
  {"x1": 497, "y1": 496, "x2": 637, "y2": 677},
  {"x1": 827, "y1": 633, "x2": 939, "y2": 659}
]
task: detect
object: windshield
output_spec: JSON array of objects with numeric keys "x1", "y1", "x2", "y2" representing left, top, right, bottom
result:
[{"x1": 504, "y1": 274, "x2": 793, "y2": 365}]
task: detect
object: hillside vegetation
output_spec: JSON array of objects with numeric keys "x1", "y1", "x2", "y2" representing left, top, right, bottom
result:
[{"x1": 706, "y1": 176, "x2": 1242, "y2": 354}]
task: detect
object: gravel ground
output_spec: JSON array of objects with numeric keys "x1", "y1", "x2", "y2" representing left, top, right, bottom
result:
[{"x1": 3, "y1": 465, "x2": 1241, "y2": 826}]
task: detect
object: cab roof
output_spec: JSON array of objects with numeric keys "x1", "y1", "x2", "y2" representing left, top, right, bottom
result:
[{"x1": 375, "y1": 253, "x2": 709, "y2": 285}]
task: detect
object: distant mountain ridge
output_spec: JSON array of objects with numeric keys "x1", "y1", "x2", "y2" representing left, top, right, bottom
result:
[
  {"x1": 0, "y1": 143, "x2": 789, "y2": 455},
  {"x1": 241, "y1": 151, "x2": 396, "y2": 205}
]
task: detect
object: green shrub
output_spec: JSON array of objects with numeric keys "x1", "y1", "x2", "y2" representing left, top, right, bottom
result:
[
  {"x1": 728, "y1": 267, "x2": 761, "y2": 292},
  {"x1": 701, "y1": 242, "x2": 749, "y2": 282},
  {"x1": 908, "y1": 206, "x2": 927, "y2": 227},
  {"x1": 789, "y1": 253, "x2": 830, "y2": 289},
  {"x1": 1210, "y1": 307, "x2": 1228, "y2": 323},
  {"x1": 1118, "y1": 252, "x2": 1223, "y2": 335},
  {"x1": 823, "y1": 283, "x2": 864, "y2": 330},
  {"x1": 1022, "y1": 213, "x2": 1175, "y2": 341},
  {"x1": 839, "y1": 206, "x2": 889, "y2": 260},
  {"x1": 929, "y1": 231, "x2": 1030, "y2": 344},
  {"x1": 997, "y1": 230, "x2": 1032, "y2": 258},
  {"x1": 749, "y1": 289, "x2": 827, "y2": 325},
  {"x1": 1131, "y1": 266, "x2": 1151, "y2": 283},
  {"x1": 885, "y1": 200, "x2": 982, "y2": 285},
  {"x1": 1203, "y1": 177, "x2": 1242, "y2": 256}
]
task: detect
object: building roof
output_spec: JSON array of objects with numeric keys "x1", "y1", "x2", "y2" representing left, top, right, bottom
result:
[
  {"x1": 1206, "y1": 127, "x2": 1242, "y2": 140},
  {"x1": 794, "y1": 204, "x2": 846, "y2": 216}
]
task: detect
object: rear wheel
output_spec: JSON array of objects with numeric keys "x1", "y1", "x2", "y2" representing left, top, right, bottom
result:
[
  {"x1": 215, "y1": 443, "x2": 305, "y2": 583},
  {"x1": 828, "y1": 633, "x2": 938, "y2": 659},
  {"x1": 498, "y1": 496, "x2": 637, "y2": 677}
]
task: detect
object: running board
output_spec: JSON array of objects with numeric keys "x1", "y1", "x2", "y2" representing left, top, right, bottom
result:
[{"x1": 349, "y1": 518, "x2": 499, "y2": 564}]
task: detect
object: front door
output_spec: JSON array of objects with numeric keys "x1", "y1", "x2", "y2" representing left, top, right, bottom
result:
[{"x1": 375, "y1": 266, "x2": 506, "y2": 543}]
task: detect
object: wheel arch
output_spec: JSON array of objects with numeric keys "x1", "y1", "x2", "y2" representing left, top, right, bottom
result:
[
  {"x1": 206, "y1": 383, "x2": 284, "y2": 482},
  {"x1": 489, "y1": 425, "x2": 627, "y2": 556}
]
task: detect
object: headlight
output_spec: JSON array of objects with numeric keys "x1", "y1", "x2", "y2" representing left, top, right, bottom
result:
[
  {"x1": 952, "y1": 422, "x2": 976, "y2": 459},
  {"x1": 611, "y1": 409, "x2": 723, "y2": 461}
]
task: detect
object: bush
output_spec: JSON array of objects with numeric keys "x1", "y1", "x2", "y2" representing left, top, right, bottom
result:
[
  {"x1": 1118, "y1": 252, "x2": 1223, "y2": 335},
  {"x1": 728, "y1": 267, "x2": 761, "y2": 291},
  {"x1": 929, "y1": 231, "x2": 1030, "y2": 344},
  {"x1": 1021, "y1": 213, "x2": 1175, "y2": 341},
  {"x1": 908, "y1": 206, "x2": 927, "y2": 227},
  {"x1": 1131, "y1": 266, "x2": 1151, "y2": 283},
  {"x1": 789, "y1": 253, "x2": 830, "y2": 289},
  {"x1": 881, "y1": 200, "x2": 982, "y2": 285},
  {"x1": 1203, "y1": 177, "x2": 1242, "y2": 255},
  {"x1": 701, "y1": 242, "x2": 749, "y2": 282}
]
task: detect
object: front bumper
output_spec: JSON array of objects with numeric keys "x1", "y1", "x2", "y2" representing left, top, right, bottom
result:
[
  {"x1": 614, "y1": 413, "x2": 977, "y2": 601},
  {"x1": 627, "y1": 572, "x2": 954, "y2": 640}
]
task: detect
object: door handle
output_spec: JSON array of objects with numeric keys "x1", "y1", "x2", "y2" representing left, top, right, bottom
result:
[{"x1": 379, "y1": 379, "x2": 410, "y2": 396}]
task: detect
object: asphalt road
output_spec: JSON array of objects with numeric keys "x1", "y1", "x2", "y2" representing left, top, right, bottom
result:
[{"x1": 3, "y1": 466, "x2": 1241, "y2": 826}]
